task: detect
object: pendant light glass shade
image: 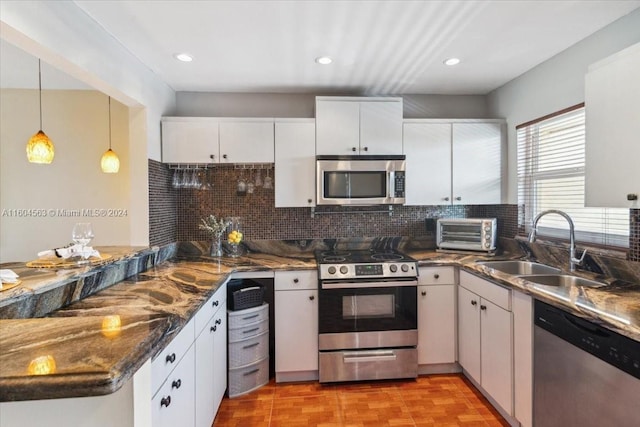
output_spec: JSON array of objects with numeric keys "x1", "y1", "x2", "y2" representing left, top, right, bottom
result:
[
  {"x1": 101, "y1": 97, "x2": 120, "y2": 173},
  {"x1": 27, "y1": 59, "x2": 55, "y2": 164},
  {"x1": 101, "y1": 148, "x2": 120, "y2": 173},
  {"x1": 26, "y1": 130, "x2": 55, "y2": 164}
]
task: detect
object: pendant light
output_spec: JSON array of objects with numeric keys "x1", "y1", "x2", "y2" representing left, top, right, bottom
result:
[
  {"x1": 26, "y1": 59, "x2": 55, "y2": 164},
  {"x1": 100, "y1": 96, "x2": 120, "y2": 173}
]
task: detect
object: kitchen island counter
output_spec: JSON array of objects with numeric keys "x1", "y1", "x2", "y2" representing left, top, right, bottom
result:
[{"x1": 1, "y1": 246, "x2": 638, "y2": 402}]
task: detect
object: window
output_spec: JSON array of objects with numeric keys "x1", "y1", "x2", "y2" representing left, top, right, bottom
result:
[{"x1": 517, "y1": 104, "x2": 629, "y2": 248}]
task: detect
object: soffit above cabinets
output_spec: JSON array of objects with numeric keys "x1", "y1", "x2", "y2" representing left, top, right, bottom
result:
[{"x1": 71, "y1": 0, "x2": 640, "y2": 95}]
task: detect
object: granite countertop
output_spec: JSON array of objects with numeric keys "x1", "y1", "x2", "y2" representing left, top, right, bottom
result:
[{"x1": 1, "y1": 248, "x2": 638, "y2": 402}]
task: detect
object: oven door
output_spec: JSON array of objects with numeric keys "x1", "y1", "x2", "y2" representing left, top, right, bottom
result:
[{"x1": 318, "y1": 279, "x2": 417, "y2": 350}]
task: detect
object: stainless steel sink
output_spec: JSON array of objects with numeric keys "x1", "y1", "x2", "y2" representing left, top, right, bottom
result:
[
  {"x1": 477, "y1": 260, "x2": 562, "y2": 275},
  {"x1": 521, "y1": 274, "x2": 605, "y2": 288}
]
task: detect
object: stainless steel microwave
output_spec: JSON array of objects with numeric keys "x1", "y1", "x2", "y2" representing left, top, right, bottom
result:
[
  {"x1": 316, "y1": 155, "x2": 406, "y2": 206},
  {"x1": 436, "y1": 218, "x2": 497, "y2": 252}
]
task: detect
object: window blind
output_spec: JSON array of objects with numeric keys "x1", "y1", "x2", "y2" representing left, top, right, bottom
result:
[{"x1": 517, "y1": 105, "x2": 629, "y2": 248}]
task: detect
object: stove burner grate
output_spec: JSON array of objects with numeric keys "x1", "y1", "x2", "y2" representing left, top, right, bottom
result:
[{"x1": 371, "y1": 253, "x2": 404, "y2": 261}]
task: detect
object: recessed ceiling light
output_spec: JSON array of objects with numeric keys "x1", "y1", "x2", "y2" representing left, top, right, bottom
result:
[
  {"x1": 315, "y1": 56, "x2": 332, "y2": 65},
  {"x1": 444, "y1": 57, "x2": 461, "y2": 66},
  {"x1": 174, "y1": 53, "x2": 193, "y2": 62}
]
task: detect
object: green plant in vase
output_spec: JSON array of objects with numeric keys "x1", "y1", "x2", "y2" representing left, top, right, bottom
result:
[{"x1": 199, "y1": 215, "x2": 230, "y2": 257}]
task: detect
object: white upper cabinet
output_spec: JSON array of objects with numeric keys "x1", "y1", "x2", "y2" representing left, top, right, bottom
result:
[
  {"x1": 452, "y1": 122, "x2": 502, "y2": 205},
  {"x1": 403, "y1": 123, "x2": 452, "y2": 205},
  {"x1": 316, "y1": 97, "x2": 403, "y2": 155},
  {"x1": 161, "y1": 117, "x2": 274, "y2": 164},
  {"x1": 585, "y1": 42, "x2": 640, "y2": 208},
  {"x1": 219, "y1": 119, "x2": 274, "y2": 163},
  {"x1": 274, "y1": 119, "x2": 316, "y2": 207},
  {"x1": 359, "y1": 101, "x2": 404, "y2": 154},
  {"x1": 403, "y1": 120, "x2": 503, "y2": 206},
  {"x1": 162, "y1": 118, "x2": 219, "y2": 164}
]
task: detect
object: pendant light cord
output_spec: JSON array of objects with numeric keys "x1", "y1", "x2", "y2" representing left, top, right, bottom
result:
[
  {"x1": 38, "y1": 59, "x2": 43, "y2": 130},
  {"x1": 108, "y1": 97, "x2": 112, "y2": 150}
]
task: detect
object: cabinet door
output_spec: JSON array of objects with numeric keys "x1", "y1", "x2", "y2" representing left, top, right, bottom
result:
[
  {"x1": 194, "y1": 317, "x2": 216, "y2": 427},
  {"x1": 152, "y1": 345, "x2": 195, "y2": 427},
  {"x1": 219, "y1": 121, "x2": 274, "y2": 163},
  {"x1": 452, "y1": 123, "x2": 501, "y2": 205},
  {"x1": 403, "y1": 123, "x2": 452, "y2": 205},
  {"x1": 480, "y1": 298, "x2": 513, "y2": 415},
  {"x1": 274, "y1": 121, "x2": 316, "y2": 207},
  {"x1": 194, "y1": 300, "x2": 227, "y2": 427},
  {"x1": 360, "y1": 101, "x2": 403, "y2": 154},
  {"x1": 315, "y1": 100, "x2": 360, "y2": 155},
  {"x1": 512, "y1": 291, "x2": 533, "y2": 427},
  {"x1": 275, "y1": 289, "x2": 318, "y2": 376},
  {"x1": 417, "y1": 284, "x2": 456, "y2": 365},
  {"x1": 212, "y1": 300, "x2": 227, "y2": 413},
  {"x1": 162, "y1": 120, "x2": 219, "y2": 164},
  {"x1": 585, "y1": 42, "x2": 640, "y2": 208},
  {"x1": 457, "y1": 286, "x2": 481, "y2": 384}
]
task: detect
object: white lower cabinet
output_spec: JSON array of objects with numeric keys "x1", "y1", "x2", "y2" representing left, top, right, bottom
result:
[
  {"x1": 512, "y1": 290, "x2": 533, "y2": 427},
  {"x1": 274, "y1": 270, "x2": 318, "y2": 382},
  {"x1": 194, "y1": 298, "x2": 227, "y2": 427},
  {"x1": 417, "y1": 267, "x2": 456, "y2": 370},
  {"x1": 458, "y1": 271, "x2": 513, "y2": 417},
  {"x1": 152, "y1": 344, "x2": 196, "y2": 427}
]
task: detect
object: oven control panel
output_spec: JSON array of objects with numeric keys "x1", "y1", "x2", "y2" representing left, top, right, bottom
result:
[
  {"x1": 355, "y1": 264, "x2": 383, "y2": 276},
  {"x1": 319, "y1": 262, "x2": 417, "y2": 280}
]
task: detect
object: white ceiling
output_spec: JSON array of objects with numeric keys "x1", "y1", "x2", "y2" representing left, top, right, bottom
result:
[{"x1": 17, "y1": 1, "x2": 640, "y2": 94}]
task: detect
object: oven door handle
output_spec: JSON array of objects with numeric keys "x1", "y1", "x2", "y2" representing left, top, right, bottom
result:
[
  {"x1": 321, "y1": 280, "x2": 417, "y2": 289},
  {"x1": 343, "y1": 350, "x2": 397, "y2": 363}
]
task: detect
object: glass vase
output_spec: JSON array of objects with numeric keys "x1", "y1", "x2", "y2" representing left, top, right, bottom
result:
[
  {"x1": 210, "y1": 235, "x2": 223, "y2": 257},
  {"x1": 226, "y1": 217, "x2": 243, "y2": 258}
]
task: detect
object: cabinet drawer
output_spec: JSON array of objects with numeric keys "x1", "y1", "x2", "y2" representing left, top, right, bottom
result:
[
  {"x1": 228, "y1": 303, "x2": 268, "y2": 329},
  {"x1": 228, "y1": 318, "x2": 268, "y2": 342},
  {"x1": 229, "y1": 331, "x2": 269, "y2": 368},
  {"x1": 228, "y1": 357, "x2": 270, "y2": 398},
  {"x1": 152, "y1": 344, "x2": 195, "y2": 425},
  {"x1": 195, "y1": 282, "x2": 227, "y2": 335},
  {"x1": 274, "y1": 270, "x2": 317, "y2": 290},
  {"x1": 152, "y1": 318, "x2": 195, "y2": 394},
  {"x1": 459, "y1": 270, "x2": 511, "y2": 311},
  {"x1": 418, "y1": 266, "x2": 455, "y2": 285}
]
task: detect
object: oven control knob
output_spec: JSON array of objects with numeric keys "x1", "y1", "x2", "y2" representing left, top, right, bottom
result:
[
  {"x1": 328, "y1": 266, "x2": 336, "y2": 275},
  {"x1": 390, "y1": 264, "x2": 398, "y2": 273},
  {"x1": 401, "y1": 264, "x2": 409, "y2": 272},
  {"x1": 339, "y1": 266, "x2": 348, "y2": 274}
]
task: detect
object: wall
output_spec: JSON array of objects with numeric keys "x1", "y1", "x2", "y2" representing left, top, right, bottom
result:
[
  {"x1": 487, "y1": 8, "x2": 640, "y2": 203},
  {"x1": 175, "y1": 92, "x2": 490, "y2": 119},
  {"x1": 1, "y1": 0, "x2": 177, "y2": 249},
  {"x1": 0, "y1": 90, "x2": 130, "y2": 262}
]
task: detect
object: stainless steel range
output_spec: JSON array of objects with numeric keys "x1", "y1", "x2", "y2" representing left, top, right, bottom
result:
[{"x1": 316, "y1": 249, "x2": 419, "y2": 383}]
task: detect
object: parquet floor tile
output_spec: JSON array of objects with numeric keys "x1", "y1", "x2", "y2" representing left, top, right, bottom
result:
[{"x1": 212, "y1": 374, "x2": 510, "y2": 427}]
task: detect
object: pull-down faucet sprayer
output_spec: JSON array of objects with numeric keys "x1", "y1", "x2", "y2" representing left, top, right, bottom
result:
[{"x1": 528, "y1": 209, "x2": 587, "y2": 272}]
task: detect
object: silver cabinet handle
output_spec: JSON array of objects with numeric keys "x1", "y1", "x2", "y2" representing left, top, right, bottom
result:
[{"x1": 344, "y1": 350, "x2": 397, "y2": 363}]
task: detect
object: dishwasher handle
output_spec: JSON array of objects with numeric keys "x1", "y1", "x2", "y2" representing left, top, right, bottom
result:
[{"x1": 564, "y1": 313, "x2": 610, "y2": 338}]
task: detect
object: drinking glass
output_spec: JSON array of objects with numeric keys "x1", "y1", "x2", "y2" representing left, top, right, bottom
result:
[
  {"x1": 72, "y1": 222, "x2": 94, "y2": 262},
  {"x1": 263, "y1": 168, "x2": 273, "y2": 189}
]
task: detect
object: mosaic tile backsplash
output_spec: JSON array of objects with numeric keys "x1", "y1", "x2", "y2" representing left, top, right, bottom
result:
[
  {"x1": 148, "y1": 162, "x2": 638, "y2": 263},
  {"x1": 148, "y1": 160, "x2": 176, "y2": 247}
]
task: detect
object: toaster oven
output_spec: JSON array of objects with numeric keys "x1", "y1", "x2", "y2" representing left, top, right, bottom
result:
[{"x1": 436, "y1": 218, "x2": 497, "y2": 252}]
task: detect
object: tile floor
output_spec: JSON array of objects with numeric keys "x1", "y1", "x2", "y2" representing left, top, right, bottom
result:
[{"x1": 213, "y1": 374, "x2": 510, "y2": 426}]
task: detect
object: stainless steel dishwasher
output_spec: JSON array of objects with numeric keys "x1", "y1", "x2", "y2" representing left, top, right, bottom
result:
[{"x1": 534, "y1": 300, "x2": 640, "y2": 427}]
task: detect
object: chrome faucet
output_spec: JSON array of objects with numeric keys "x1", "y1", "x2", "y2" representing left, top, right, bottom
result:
[{"x1": 528, "y1": 209, "x2": 587, "y2": 272}]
